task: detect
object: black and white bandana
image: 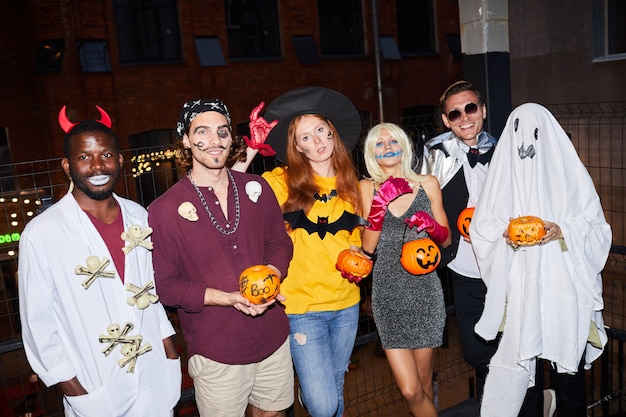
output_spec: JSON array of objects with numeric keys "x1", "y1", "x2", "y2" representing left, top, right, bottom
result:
[{"x1": 176, "y1": 99, "x2": 231, "y2": 137}]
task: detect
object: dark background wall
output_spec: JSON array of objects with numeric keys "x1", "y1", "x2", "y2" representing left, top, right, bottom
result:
[{"x1": 0, "y1": 0, "x2": 463, "y2": 164}]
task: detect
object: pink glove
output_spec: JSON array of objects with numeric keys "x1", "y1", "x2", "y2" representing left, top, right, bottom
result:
[
  {"x1": 366, "y1": 177, "x2": 413, "y2": 231},
  {"x1": 243, "y1": 101, "x2": 278, "y2": 157},
  {"x1": 404, "y1": 211, "x2": 449, "y2": 245}
]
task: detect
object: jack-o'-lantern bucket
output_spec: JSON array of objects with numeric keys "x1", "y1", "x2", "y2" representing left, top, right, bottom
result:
[
  {"x1": 400, "y1": 238, "x2": 441, "y2": 275},
  {"x1": 457, "y1": 207, "x2": 475, "y2": 239}
]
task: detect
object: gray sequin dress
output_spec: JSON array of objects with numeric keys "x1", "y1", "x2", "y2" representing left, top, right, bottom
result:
[{"x1": 371, "y1": 186, "x2": 446, "y2": 350}]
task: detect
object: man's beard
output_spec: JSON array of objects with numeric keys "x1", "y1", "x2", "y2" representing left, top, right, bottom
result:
[{"x1": 71, "y1": 169, "x2": 120, "y2": 201}]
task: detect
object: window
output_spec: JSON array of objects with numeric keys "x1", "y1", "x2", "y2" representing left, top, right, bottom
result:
[
  {"x1": 397, "y1": 0, "x2": 436, "y2": 55},
  {"x1": 593, "y1": 0, "x2": 626, "y2": 61},
  {"x1": 224, "y1": 0, "x2": 281, "y2": 59},
  {"x1": 113, "y1": 0, "x2": 182, "y2": 64},
  {"x1": 128, "y1": 129, "x2": 179, "y2": 206},
  {"x1": 36, "y1": 39, "x2": 65, "y2": 74},
  {"x1": 318, "y1": 0, "x2": 364, "y2": 56}
]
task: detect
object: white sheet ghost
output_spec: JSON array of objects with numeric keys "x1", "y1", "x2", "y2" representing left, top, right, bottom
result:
[{"x1": 470, "y1": 103, "x2": 611, "y2": 417}]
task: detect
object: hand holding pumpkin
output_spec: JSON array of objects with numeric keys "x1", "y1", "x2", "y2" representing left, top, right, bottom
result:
[
  {"x1": 506, "y1": 216, "x2": 547, "y2": 247},
  {"x1": 541, "y1": 221, "x2": 563, "y2": 243},
  {"x1": 238, "y1": 264, "x2": 281, "y2": 305},
  {"x1": 366, "y1": 177, "x2": 413, "y2": 231},
  {"x1": 243, "y1": 101, "x2": 278, "y2": 156},
  {"x1": 404, "y1": 211, "x2": 449, "y2": 245},
  {"x1": 335, "y1": 249, "x2": 373, "y2": 284}
]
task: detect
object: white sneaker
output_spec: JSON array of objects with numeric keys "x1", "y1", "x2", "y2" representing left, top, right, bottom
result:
[{"x1": 543, "y1": 389, "x2": 556, "y2": 417}]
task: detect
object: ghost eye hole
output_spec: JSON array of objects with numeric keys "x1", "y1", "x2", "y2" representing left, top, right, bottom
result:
[
  {"x1": 514, "y1": 118, "x2": 519, "y2": 132},
  {"x1": 534, "y1": 128, "x2": 538, "y2": 140}
]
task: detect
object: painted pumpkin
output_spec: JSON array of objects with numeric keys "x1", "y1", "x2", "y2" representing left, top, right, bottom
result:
[
  {"x1": 457, "y1": 207, "x2": 475, "y2": 239},
  {"x1": 400, "y1": 238, "x2": 441, "y2": 275},
  {"x1": 239, "y1": 265, "x2": 280, "y2": 304},
  {"x1": 335, "y1": 249, "x2": 373, "y2": 278},
  {"x1": 507, "y1": 215, "x2": 546, "y2": 246}
]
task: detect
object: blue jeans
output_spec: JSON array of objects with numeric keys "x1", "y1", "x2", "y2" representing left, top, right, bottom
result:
[{"x1": 288, "y1": 303, "x2": 359, "y2": 417}]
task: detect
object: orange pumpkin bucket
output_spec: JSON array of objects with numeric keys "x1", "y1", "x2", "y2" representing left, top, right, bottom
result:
[
  {"x1": 400, "y1": 238, "x2": 441, "y2": 275},
  {"x1": 457, "y1": 207, "x2": 475, "y2": 239}
]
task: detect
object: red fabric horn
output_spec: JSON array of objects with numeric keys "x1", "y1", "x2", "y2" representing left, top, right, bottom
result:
[
  {"x1": 96, "y1": 105, "x2": 112, "y2": 128},
  {"x1": 58, "y1": 105, "x2": 112, "y2": 132},
  {"x1": 58, "y1": 105, "x2": 78, "y2": 133}
]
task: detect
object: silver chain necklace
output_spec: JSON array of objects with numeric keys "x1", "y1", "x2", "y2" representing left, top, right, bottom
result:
[{"x1": 188, "y1": 169, "x2": 240, "y2": 235}]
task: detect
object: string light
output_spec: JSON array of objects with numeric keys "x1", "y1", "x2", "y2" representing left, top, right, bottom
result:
[{"x1": 130, "y1": 149, "x2": 175, "y2": 178}]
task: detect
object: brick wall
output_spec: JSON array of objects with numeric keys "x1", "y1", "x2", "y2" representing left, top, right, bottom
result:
[{"x1": 0, "y1": 0, "x2": 462, "y2": 163}]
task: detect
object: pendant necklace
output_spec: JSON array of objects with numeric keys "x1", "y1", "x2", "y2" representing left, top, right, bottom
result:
[{"x1": 188, "y1": 168, "x2": 241, "y2": 235}]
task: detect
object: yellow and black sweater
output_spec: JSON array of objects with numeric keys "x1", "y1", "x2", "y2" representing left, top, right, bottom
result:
[{"x1": 263, "y1": 167, "x2": 362, "y2": 315}]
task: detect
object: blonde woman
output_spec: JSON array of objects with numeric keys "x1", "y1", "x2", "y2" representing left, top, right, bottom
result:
[{"x1": 360, "y1": 122, "x2": 451, "y2": 417}]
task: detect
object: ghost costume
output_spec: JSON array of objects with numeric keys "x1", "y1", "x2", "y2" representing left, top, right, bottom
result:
[
  {"x1": 471, "y1": 103, "x2": 611, "y2": 416},
  {"x1": 19, "y1": 192, "x2": 181, "y2": 417}
]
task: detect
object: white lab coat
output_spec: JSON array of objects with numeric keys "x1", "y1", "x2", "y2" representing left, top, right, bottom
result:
[
  {"x1": 19, "y1": 192, "x2": 181, "y2": 417},
  {"x1": 471, "y1": 103, "x2": 611, "y2": 416}
]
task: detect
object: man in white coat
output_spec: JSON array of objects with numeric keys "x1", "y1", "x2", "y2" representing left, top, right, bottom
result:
[{"x1": 19, "y1": 107, "x2": 182, "y2": 417}]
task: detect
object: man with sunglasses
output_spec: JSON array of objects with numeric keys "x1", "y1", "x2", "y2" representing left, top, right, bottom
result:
[{"x1": 419, "y1": 80, "x2": 499, "y2": 401}]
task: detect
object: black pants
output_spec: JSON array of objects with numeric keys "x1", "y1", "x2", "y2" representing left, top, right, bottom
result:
[
  {"x1": 519, "y1": 357, "x2": 588, "y2": 417},
  {"x1": 451, "y1": 270, "x2": 499, "y2": 395}
]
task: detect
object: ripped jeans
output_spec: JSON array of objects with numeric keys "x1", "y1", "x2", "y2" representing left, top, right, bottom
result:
[{"x1": 288, "y1": 303, "x2": 359, "y2": 417}]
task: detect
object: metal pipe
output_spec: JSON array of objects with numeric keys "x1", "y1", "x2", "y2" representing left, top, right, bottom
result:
[{"x1": 371, "y1": 0, "x2": 384, "y2": 122}]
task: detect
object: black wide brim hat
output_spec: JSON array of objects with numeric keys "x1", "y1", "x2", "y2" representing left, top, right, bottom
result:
[{"x1": 263, "y1": 86, "x2": 362, "y2": 163}]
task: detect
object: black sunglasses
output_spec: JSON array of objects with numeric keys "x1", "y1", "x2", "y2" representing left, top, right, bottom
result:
[{"x1": 447, "y1": 102, "x2": 479, "y2": 122}]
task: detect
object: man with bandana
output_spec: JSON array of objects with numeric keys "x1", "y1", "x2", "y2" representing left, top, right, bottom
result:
[
  {"x1": 148, "y1": 99, "x2": 294, "y2": 417},
  {"x1": 419, "y1": 81, "x2": 499, "y2": 400},
  {"x1": 19, "y1": 107, "x2": 182, "y2": 416}
]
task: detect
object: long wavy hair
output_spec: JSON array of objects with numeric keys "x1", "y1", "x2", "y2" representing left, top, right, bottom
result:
[
  {"x1": 282, "y1": 114, "x2": 362, "y2": 215},
  {"x1": 363, "y1": 122, "x2": 424, "y2": 186}
]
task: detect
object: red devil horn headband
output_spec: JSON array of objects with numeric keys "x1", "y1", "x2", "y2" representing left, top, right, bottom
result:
[{"x1": 58, "y1": 105, "x2": 112, "y2": 133}]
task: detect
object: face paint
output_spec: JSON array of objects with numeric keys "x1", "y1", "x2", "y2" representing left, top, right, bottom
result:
[{"x1": 375, "y1": 150, "x2": 403, "y2": 159}]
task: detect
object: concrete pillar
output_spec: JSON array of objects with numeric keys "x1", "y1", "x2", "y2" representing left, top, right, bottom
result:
[{"x1": 459, "y1": 0, "x2": 512, "y2": 138}]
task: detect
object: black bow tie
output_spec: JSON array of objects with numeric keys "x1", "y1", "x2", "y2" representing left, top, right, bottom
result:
[{"x1": 467, "y1": 147, "x2": 495, "y2": 168}]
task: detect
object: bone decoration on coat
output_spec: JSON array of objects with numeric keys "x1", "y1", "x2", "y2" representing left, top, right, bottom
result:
[
  {"x1": 126, "y1": 281, "x2": 159, "y2": 310},
  {"x1": 98, "y1": 322, "x2": 135, "y2": 357},
  {"x1": 75, "y1": 256, "x2": 116, "y2": 289},
  {"x1": 121, "y1": 225, "x2": 153, "y2": 254}
]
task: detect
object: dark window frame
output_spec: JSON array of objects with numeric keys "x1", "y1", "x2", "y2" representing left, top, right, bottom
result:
[
  {"x1": 318, "y1": 0, "x2": 365, "y2": 57},
  {"x1": 396, "y1": 0, "x2": 437, "y2": 56},
  {"x1": 593, "y1": 0, "x2": 626, "y2": 62},
  {"x1": 224, "y1": 0, "x2": 281, "y2": 60},
  {"x1": 113, "y1": 0, "x2": 182, "y2": 65}
]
